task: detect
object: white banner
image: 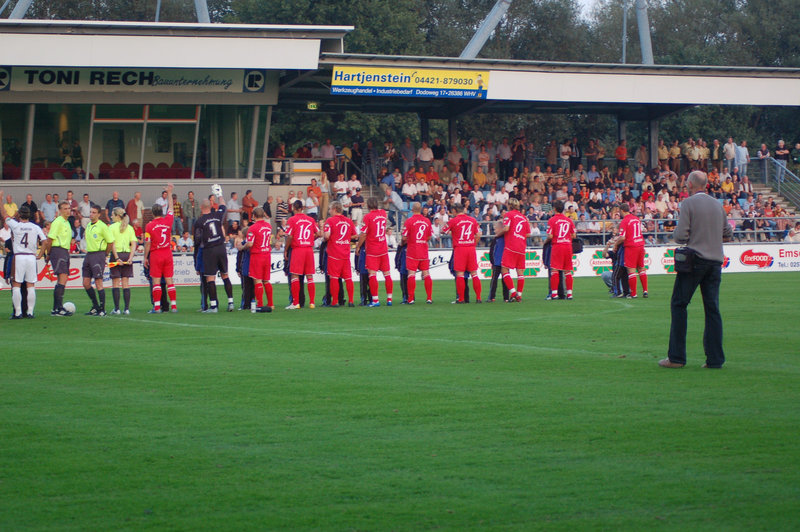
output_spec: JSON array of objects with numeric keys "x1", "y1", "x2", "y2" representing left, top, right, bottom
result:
[{"x1": 2, "y1": 244, "x2": 799, "y2": 290}]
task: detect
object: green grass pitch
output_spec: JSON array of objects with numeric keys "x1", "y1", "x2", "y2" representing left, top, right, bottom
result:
[{"x1": 2, "y1": 272, "x2": 798, "y2": 530}]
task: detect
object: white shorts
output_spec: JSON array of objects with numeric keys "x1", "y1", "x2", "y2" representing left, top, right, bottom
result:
[{"x1": 14, "y1": 254, "x2": 38, "y2": 284}]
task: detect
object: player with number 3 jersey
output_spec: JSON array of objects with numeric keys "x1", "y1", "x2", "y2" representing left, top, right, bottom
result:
[
  {"x1": 401, "y1": 202, "x2": 433, "y2": 304},
  {"x1": 497, "y1": 198, "x2": 530, "y2": 302},
  {"x1": 444, "y1": 201, "x2": 482, "y2": 303},
  {"x1": 616, "y1": 202, "x2": 648, "y2": 298},
  {"x1": 545, "y1": 200, "x2": 576, "y2": 300},
  {"x1": 356, "y1": 196, "x2": 393, "y2": 307}
]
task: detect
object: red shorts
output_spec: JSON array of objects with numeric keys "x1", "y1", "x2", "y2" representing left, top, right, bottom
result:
[
  {"x1": 149, "y1": 250, "x2": 174, "y2": 278},
  {"x1": 452, "y1": 247, "x2": 477, "y2": 273},
  {"x1": 624, "y1": 246, "x2": 645, "y2": 269},
  {"x1": 549, "y1": 244, "x2": 573, "y2": 271},
  {"x1": 501, "y1": 248, "x2": 526, "y2": 270},
  {"x1": 365, "y1": 253, "x2": 390, "y2": 273},
  {"x1": 290, "y1": 247, "x2": 315, "y2": 276},
  {"x1": 249, "y1": 253, "x2": 271, "y2": 280},
  {"x1": 327, "y1": 256, "x2": 352, "y2": 280},
  {"x1": 406, "y1": 256, "x2": 429, "y2": 272}
]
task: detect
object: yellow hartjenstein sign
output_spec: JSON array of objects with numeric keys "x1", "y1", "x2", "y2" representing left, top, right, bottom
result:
[{"x1": 331, "y1": 66, "x2": 489, "y2": 99}]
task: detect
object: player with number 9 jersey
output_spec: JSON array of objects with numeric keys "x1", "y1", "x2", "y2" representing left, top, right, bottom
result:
[{"x1": 323, "y1": 203, "x2": 358, "y2": 306}]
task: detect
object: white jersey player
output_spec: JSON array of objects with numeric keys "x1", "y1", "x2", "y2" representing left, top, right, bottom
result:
[{"x1": 1, "y1": 196, "x2": 46, "y2": 318}]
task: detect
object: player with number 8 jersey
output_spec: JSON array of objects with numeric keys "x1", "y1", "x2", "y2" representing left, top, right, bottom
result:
[{"x1": 401, "y1": 202, "x2": 433, "y2": 304}]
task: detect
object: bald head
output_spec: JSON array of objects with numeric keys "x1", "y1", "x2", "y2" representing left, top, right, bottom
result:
[
  {"x1": 411, "y1": 202, "x2": 422, "y2": 214},
  {"x1": 200, "y1": 199, "x2": 211, "y2": 213}
]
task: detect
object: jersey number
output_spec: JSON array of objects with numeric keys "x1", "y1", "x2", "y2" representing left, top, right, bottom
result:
[
  {"x1": 416, "y1": 225, "x2": 427, "y2": 242},
  {"x1": 459, "y1": 224, "x2": 473, "y2": 241},
  {"x1": 20, "y1": 233, "x2": 29, "y2": 247},
  {"x1": 299, "y1": 222, "x2": 313, "y2": 242},
  {"x1": 557, "y1": 223, "x2": 571, "y2": 239}
]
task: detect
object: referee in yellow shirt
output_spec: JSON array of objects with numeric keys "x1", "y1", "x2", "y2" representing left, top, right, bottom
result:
[
  {"x1": 83, "y1": 205, "x2": 116, "y2": 316},
  {"x1": 42, "y1": 201, "x2": 74, "y2": 316},
  {"x1": 109, "y1": 207, "x2": 138, "y2": 314}
]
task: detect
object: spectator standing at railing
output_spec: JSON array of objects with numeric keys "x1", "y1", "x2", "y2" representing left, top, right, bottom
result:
[
  {"x1": 710, "y1": 139, "x2": 723, "y2": 172},
  {"x1": 735, "y1": 140, "x2": 750, "y2": 177},
  {"x1": 241, "y1": 189, "x2": 258, "y2": 223},
  {"x1": 668, "y1": 140, "x2": 681, "y2": 174},
  {"x1": 41, "y1": 194, "x2": 57, "y2": 224},
  {"x1": 171, "y1": 194, "x2": 184, "y2": 236},
  {"x1": 78, "y1": 193, "x2": 94, "y2": 228},
  {"x1": 614, "y1": 140, "x2": 628, "y2": 171},
  {"x1": 347, "y1": 173, "x2": 362, "y2": 195},
  {"x1": 320, "y1": 138, "x2": 336, "y2": 162},
  {"x1": 182, "y1": 191, "x2": 200, "y2": 234},
  {"x1": 757, "y1": 143, "x2": 771, "y2": 178},
  {"x1": 774, "y1": 140, "x2": 790, "y2": 182},
  {"x1": 21, "y1": 194, "x2": 40, "y2": 225},
  {"x1": 272, "y1": 142, "x2": 286, "y2": 183},
  {"x1": 723, "y1": 137, "x2": 736, "y2": 173},
  {"x1": 400, "y1": 138, "x2": 416, "y2": 176}
]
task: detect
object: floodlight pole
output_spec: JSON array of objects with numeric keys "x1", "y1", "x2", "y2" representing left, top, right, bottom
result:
[
  {"x1": 8, "y1": 0, "x2": 34, "y2": 18},
  {"x1": 459, "y1": 0, "x2": 513, "y2": 59}
]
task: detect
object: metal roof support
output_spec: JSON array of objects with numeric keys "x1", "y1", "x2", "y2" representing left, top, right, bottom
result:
[
  {"x1": 195, "y1": 0, "x2": 210, "y2": 23},
  {"x1": 636, "y1": 0, "x2": 654, "y2": 65},
  {"x1": 460, "y1": 0, "x2": 513, "y2": 59},
  {"x1": 0, "y1": 0, "x2": 13, "y2": 16},
  {"x1": 8, "y1": 0, "x2": 34, "y2": 18},
  {"x1": 155, "y1": 0, "x2": 162, "y2": 22}
]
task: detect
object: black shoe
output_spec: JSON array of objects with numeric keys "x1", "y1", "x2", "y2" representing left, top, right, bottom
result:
[
  {"x1": 10, "y1": 314, "x2": 23, "y2": 320},
  {"x1": 85, "y1": 308, "x2": 99, "y2": 316},
  {"x1": 643, "y1": 291, "x2": 649, "y2": 298},
  {"x1": 256, "y1": 306, "x2": 273, "y2": 313},
  {"x1": 348, "y1": 303, "x2": 355, "y2": 308},
  {"x1": 475, "y1": 298, "x2": 482, "y2": 304},
  {"x1": 52, "y1": 308, "x2": 73, "y2": 317},
  {"x1": 25, "y1": 314, "x2": 34, "y2": 319}
]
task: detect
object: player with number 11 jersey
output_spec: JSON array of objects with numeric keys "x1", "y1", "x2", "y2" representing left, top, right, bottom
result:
[{"x1": 617, "y1": 202, "x2": 648, "y2": 298}]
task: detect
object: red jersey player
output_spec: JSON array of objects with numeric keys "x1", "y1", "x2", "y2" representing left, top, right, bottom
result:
[
  {"x1": 615, "y1": 203, "x2": 648, "y2": 298},
  {"x1": 323, "y1": 202, "x2": 358, "y2": 307},
  {"x1": 243, "y1": 207, "x2": 274, "y2": 310},
  {"x1": 284, "y1": 200, "x2": 320, "y2": 309},
  {"x1": 545, "y1": 199, "x2": 576, "y2": 300},
  {"x1": 443, "y1": 201, "x2": 482, "y2": 303},
  {"x1": 401, "y1": 202, "x2": 433, "y2": 304},
  {"x1": 143, "y1": 183, "x2": 177, "y2": 313},
  {"x1": 355, "y1": 196, "x2": 393, "y2": 307},
  {"x1": 496, "y1": 198, "x2": 531, "y2": 302}
]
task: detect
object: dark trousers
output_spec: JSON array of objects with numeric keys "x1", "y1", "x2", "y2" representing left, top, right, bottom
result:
[
  {"x1": 668, "y1": 257, "x2": 725, "y2": 367},
  {"x1": 488, "y1": 265, "x2": 509, "y2": 301}
]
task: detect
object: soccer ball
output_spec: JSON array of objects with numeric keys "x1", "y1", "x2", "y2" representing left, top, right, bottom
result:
[{"x1": 63, "y1": 301, "x2": 76, "y2": 314}]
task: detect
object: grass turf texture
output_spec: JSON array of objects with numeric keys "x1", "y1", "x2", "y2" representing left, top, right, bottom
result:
[{"x1": 1, "y1": 272, "x2": 798, "y2": 531}]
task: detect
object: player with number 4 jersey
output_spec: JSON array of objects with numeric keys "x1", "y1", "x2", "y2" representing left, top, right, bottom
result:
[
  {"x1": 401, "y1": 202, "x2": 433, "y2": 304},
  {"x1": 497, "y1": 198, "x2": 531, "y2": 302},
  {"x1": 356, "y1": 196, "x2": 393, "y2": 307},
  {"x1": 444, "y1": 202, "x2": 482, "y2": 303},
  {"x1": 545, "y1": 200, "x2": 576, "y2": 300},
  {"x1": 616, "y1": 202, "x2": 648, "y2": 298},
  {"x1": 323, "y1": 202, "x2": 357, "y2": 306}
]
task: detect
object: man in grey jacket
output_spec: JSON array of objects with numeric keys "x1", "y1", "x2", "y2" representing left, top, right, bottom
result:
[{"x1": 661, "y1": 171, "x2": 733, "y2": 369}]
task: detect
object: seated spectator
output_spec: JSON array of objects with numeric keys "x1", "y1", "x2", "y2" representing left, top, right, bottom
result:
[{"x1": 177, "y1": 231, "x2": 194, "y2": 252}]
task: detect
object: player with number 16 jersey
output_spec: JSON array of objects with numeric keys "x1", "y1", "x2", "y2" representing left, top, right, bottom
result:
[{"x1": 285, "y1": 200, "x2": 319, "y2": 308}]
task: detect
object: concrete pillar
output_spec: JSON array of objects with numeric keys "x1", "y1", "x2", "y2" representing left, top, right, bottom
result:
[
  {"x1": 448, "y1": 118, "x2": 458, "y2": 149},
  {"x1": 648, "y1": 119, "x2": 659, "y2": 169},
  {"x1": 22, "y1": 104, "x2": 35, "y2": 181},
  {"x1": 420, "y1": 117, "x2": 430, "y2": 144}
]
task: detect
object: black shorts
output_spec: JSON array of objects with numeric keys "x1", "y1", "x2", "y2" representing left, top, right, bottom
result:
[
  {"x1": 202, "y1": 245, "x2": 228, "y2": 276},
  {"x1": 82, "y1": 251, "x2": 106, "y2": 280},
  {"x1": 110, "y1": 252, "x2": 133, "y2": 279},
  {"x1": 50, "y1": 247, "x2": 71, "y2": 276}
]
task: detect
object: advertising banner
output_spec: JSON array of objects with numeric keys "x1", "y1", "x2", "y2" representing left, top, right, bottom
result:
[
  {"x1": 2, "y1": 244, "x2": 799, "y2": 290},
  {"x1": 1, "y1": 66, "x2": 271, "y2": 94},
  {"x1": 331, "y1": 66, "x2": 489, "y2": 99}
]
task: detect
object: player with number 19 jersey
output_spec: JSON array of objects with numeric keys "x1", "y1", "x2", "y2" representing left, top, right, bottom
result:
[
  {"x1": 324, "y1": 214, "x2": 357, "y2": 279},
  {"x1": 361, "y1": 208, "x2": 390, "y2": 272},
  {"x1": 145, "y1": 210, "x2": 174, "y2": 278},
  {"x1": 285, "y1": 212, "x2": 317, "y2": 275},
  {"x1": 246, "y1": 219, "x2": 272, "y2": 280},
  {"x1": 402, "y1": 213, "x2": 432, "y2": 271},
  {"x1": 547, "y1": 211, "x2": 575, "y2": 271},
  {"x1": 501, "y1": 209, "x2": 531, "y2": 270},
  {"x1": 445, "y1": 213, "x2": 479, "y2": 272}
]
